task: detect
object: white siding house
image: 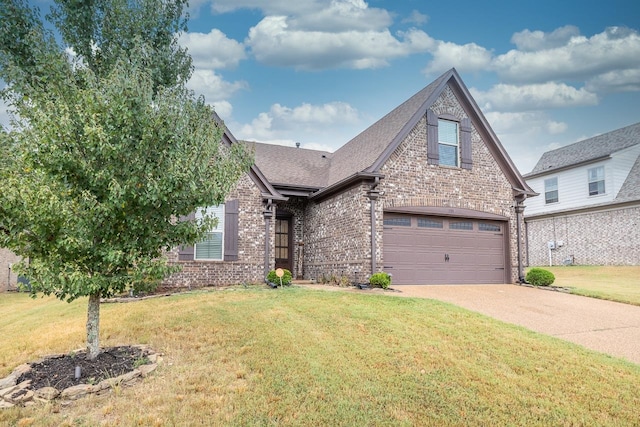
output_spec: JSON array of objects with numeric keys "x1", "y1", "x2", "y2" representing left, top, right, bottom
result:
[{"x1": 524, "y1": 122, "x2": 640, "y2": 266}]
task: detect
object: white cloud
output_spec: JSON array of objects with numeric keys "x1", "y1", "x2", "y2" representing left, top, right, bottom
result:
[
  {"x1": 186, "y1": 69, "x2": 248, "y2": 105},
  {"x1": 402, "y1": 10, "x2": 428, "y2": 26},
  {"x1": 422, "y1": 40, "x2": 493, "y2": 75},
  {"x1": 179, "y1": 29, "x2": 246, "y2": 70},
  {"x1": 246, "y1": 16, "x2": 431, "y2": 70},
  {"x1": 236, "y1": 101, "x2": 362, "y2": 148},
  {"x1": 483, "y1": 111, "x2": 569, "y2": 173},
  {"x1": 471, "y1": 82, "x2": 598, "y2": 111},
  {"x1": 585, "y1": 68, "x2": 640, "y2": 93},
  {"x1": 494, "y1": 26, "x2": 640, "y2": 85},
  {"x1": 510, "y1": 25, "x2": 580, "y2": 52}
]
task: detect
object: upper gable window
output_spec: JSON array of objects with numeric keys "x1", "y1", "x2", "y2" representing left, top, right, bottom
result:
[
  {"x1": 438, "y1": 119, "x2": 459, "y2": 167},
  {"x1": 588, "y1": 166, "x2": 605, "y2": 196},
  {"x1": 544, "y1": 177, "x2": 558, "y2": 204}
]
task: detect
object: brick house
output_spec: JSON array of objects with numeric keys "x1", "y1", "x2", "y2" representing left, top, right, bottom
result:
[
  {"x1": 164, "y1": 68, "x2": 535, "y2": 287},
  {"x1": 524, "y1": 122, "x2": 640, "y2": 266}
]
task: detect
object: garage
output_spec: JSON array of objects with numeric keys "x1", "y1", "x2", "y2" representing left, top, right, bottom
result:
[{"x1": 383, "y1": 212, "x2": 508, "y2": 285}]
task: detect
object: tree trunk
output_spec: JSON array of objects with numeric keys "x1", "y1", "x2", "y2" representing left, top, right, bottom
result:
[{"x1": 86, "y1": 291, "x2": 101, "y2": 360}]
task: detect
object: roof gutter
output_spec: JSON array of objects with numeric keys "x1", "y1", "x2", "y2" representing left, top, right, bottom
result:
[{"x1": 310, "y1": 172, "x2": 384, "y2": 201}]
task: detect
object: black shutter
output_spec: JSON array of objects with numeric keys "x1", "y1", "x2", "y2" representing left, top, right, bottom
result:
[
  {"x1": 178, "y1": 212, "x2": 196, "y2": 261},
  {"x1": 224, "y1": 199, "x2": 239, "y2": 261},
  {"x1": 427, "y1": 109, "x2": 439, "y2": 165},
  {"x1": 460, "y1": 117, "x2": 472, "y2": 170}
]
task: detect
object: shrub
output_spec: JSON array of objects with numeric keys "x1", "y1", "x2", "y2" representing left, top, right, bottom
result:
[
  {"x1": 526, "y1": 268, "x2": 555, "y2": 286},
  {"x1": 267, "y1": 269, "x2": 292, "y2": 286},
  {"x1": 369, "y1": 272, "x2": 392, "y2": 289}
]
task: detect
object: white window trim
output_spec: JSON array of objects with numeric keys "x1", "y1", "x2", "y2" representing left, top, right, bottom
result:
[
  {"x1": 194, "y1": 204, "x2": 225, "y2": 261},
  {"x1": 438, "y1": 119, "x2": 460, "y2": 167},
  {"x1": 544, "y1": 177, "x2": 559, "y2": 204},
  {"x1": 587, "y1": 166, "x2": 606, "y2": 197}
]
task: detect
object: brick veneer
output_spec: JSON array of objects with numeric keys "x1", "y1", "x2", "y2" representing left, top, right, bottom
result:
[
  {"x1": 378, "y1": 86, "x2": 522, "y2": 283},
  {"x1": 526, "y1": 204, "x2": 640, "y2": 266},
  {"x1": 303, "y1": 184, "x2": 372, "y2": 283},
  {"x1": 162, "y1": 174, "x2": 270, "y2": 289},
  {"x1": 292, "y1": 86, "x2": 524, "y2": 284}
]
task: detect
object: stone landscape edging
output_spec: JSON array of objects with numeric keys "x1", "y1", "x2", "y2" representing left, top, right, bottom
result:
[{"x1": 0, "y1": 345, "x2": 160, "y2": 409}]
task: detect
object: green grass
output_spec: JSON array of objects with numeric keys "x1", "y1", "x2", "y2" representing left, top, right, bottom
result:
[
  {"x1": 1, "y1": 287, "x2": 639, "y2": 426},
  {"x1": 528, "y1": 265, "x2": 640, "y2": 306}
]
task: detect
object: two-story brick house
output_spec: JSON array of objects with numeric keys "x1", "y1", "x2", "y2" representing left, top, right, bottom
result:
[
  {"x1": 524, "y1": 122, "x2": 640, "y2": 266},
  {"x1": 164, "y1": 68, "x2": 535, "y2": 287}
]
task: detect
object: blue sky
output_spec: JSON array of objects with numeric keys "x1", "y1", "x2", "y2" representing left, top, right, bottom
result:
[{"x1": 2, "y1": 0, "x2": 640, "y2": 173}]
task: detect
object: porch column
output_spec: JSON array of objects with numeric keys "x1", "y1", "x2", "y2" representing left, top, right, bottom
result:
[
  {"x1": 263, "y1": 200, "x2": 273, "y2": 280},
  {"x1": 367, "y1": 180, "x2": 381, "y2": 277},
  {"x1": 514, "y1": 198, "x2": 526, "y2": 283}
]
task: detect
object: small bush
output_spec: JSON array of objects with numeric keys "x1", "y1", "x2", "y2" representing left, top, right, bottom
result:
[
  {"x1": 267, "y1": 269, "x2": 292, "y2": 286},
  {"x1": 369, "y1": 272, "x2": 392, "y2": 289},
  {"x1": 526, "y1": 268, "x2": 555, "y2": 286}
]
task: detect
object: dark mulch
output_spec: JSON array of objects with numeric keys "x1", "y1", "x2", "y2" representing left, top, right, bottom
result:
[{"x1": 17, "y1": 346, "x2": 150, "y2": 391}]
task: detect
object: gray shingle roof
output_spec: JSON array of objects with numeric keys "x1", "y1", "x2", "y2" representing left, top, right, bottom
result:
[
  {"x1": 249, "y1": 71, "x2": 449, "y2": 189},
  {"x1": 246, "y1": 141, "x2": 332, "y2": 188},
  {"x1": 247, "y1": 68, "x2": 532, "y2": 197},
  {"x1": 616, "y1": 154, "x2": 640, "y2": 202},
  {"x1": 326, "y1": 72, "x2": 448, "y2": 185},
  {"x1": 529, "y1": 122, "x2": 640, "y2": 175}
]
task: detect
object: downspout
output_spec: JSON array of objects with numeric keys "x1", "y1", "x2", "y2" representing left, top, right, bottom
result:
[
  {"x1": 514, "y1": 195, "x2": 526, "y2": 283},
  {"x1": 367, "y1": 178, "x2": 381, "y2": 278},
  {"x1": 263, "y1": 199, "x2": 273, "y2": 280}
]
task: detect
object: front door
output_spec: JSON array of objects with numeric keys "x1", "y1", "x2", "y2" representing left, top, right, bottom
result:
[{"x1": 275, "y1": 216, "x2": 293, "y2": 272}]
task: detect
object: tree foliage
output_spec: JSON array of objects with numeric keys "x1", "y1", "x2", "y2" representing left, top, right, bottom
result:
[{"x1": 0, "y1": 0, "x2": 252, "y2": 358}]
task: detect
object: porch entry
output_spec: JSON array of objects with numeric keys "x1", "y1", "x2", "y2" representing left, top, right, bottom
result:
[{"x1": 275, "y1": 212, "x2": 293, "y2": 272}]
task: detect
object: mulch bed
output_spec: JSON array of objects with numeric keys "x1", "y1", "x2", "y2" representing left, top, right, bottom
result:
[{"x1": 17, "y1": 346, "x2": 150, "y2": 391}]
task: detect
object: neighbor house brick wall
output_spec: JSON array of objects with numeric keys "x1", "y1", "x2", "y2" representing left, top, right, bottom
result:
[
  {"x1": 526, "y1": 204, "x2": 640, "y2": 266},
  {"x1": 378, "y1": 86, "x2": 522, "y2": 283},
  {"x1": 303, "y1": 184, "x2": 372, "y2": 283},
  {"x1": 0, "y1": 249, "x2": 21, "y2": 292},
  {"x1": 162, "y1": 174, "x2": 268, "y2": 289}
]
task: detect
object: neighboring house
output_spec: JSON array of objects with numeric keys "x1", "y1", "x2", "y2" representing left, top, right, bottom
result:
[
  {"x1": 0, "y1": 248, "x2": 21, "y2": 292},
  {"x1": 164, "y1": 68, "x2": 535, "y2": 287},
  {"x1": 524, "y1": 122, "x2": 640, "y2": 266}
]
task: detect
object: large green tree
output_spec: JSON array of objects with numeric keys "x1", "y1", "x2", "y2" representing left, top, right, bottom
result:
[{"x1": 0, "y1": 0, "x2": 252, "y2": 359}]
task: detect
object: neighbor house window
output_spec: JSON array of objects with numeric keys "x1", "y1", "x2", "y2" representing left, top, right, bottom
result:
[
  {"x1": 195, "y1": 204, "x2": 225, "y2": 260},
  {"x1": 544, "y1": 177, "x2": 558, "y2": 204},
  {"x1": 438, "y1": 119, "x2": 459, "y2": 167},
  {"x1": 588, "y1": 166, "x2": 605, "y2": 196}
]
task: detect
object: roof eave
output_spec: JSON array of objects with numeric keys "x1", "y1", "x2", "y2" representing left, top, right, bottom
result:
[
  {"x1": 310, "y1": 172, "x2": 384, "y2": 201},
  {"x1": 524, "y1": 155, "x2": 612, "y2": 179}
]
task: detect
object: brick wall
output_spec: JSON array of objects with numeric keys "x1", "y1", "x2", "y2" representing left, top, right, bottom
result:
[
  {"x1": 526, "y1": 204, "x2": 640, "y2": 266},
  {"x1": 303, "y1": 184, "x2": 372, "y2": 284},
  {"x1": 378, "y1": 86, "x2": 522, "y2": 283},
  {"x1": 0, "y1": 248, "x2": 21, "y2": 292},
  {"x1": 162, "y1": 174, "x2": 269, "y2": 289}
]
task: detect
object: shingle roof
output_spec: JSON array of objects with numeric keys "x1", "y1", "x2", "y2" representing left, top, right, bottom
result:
[
  {"x1": 248, "y1": 70, "x2": 450, "y2": 189},
  {"x1": 247, "y1": 68, "x2": 533, "y2": 197},
  {"x1": 616, "y1": 154, "x2": 640, "y2": 202},
  {"x1": 245, "y1": 141, "x2": 332, "y2": 188},
  {"x1": 326, "y1": 72, "x2": 448, "y2": 185},
  {"x1": 529, "y1": 122, "x2": 640, "y2": 175}
]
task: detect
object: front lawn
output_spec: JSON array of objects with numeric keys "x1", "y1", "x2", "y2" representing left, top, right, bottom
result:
[
  {"x1": 528, "y1": 265, "x2": 640, "y2": 306},
  {"x1": 1, "y1": 287, "x2": 639, "y2": 426}
]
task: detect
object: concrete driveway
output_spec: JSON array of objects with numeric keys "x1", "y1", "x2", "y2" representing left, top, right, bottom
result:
[{"x1": 394, "y1": 284, "x2": 640, "y2": 365}]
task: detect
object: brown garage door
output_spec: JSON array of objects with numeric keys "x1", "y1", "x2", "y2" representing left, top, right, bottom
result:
[{"x1": 383, "y1": 214, "x2": 506, "y2": 285}]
